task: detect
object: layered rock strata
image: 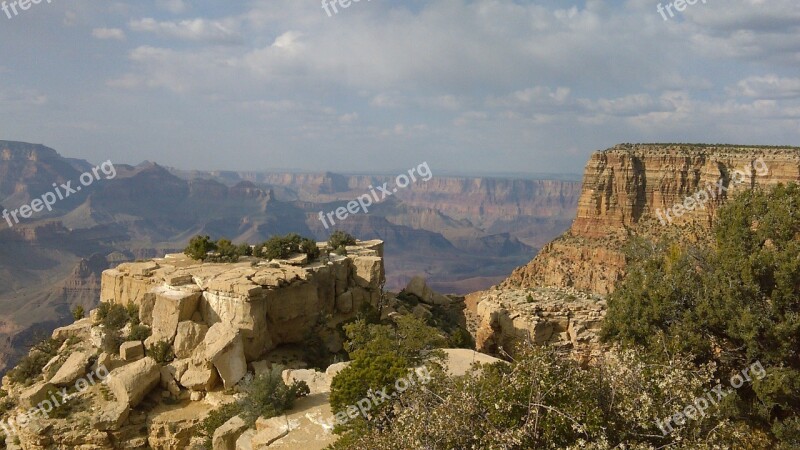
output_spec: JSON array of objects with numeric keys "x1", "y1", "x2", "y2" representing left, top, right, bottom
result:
[{"x1": 501, "y1": 144, "x2": 800, "y2": 295}]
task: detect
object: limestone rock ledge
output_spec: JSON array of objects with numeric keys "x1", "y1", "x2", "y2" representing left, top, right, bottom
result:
[{"x1": 101, "y1": 240, "x2": 385, "y2": 360}]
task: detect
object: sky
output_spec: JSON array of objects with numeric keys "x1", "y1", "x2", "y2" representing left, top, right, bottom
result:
[{"x1": 0, "y1": 0, "x2": 798, "y2": 175}]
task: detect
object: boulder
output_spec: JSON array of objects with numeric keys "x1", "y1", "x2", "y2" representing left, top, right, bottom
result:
[
  {"x1": 20, "y1": 382, "x2": 54, "y2": 409},
  {"x1": 203, "y1": 323, "x2": 247, "y2": 389},
  {"x1": 49, "y1": 351, "x2": 90, "y2": 387},
  {"x1": 179, "y1": 363, "x2": 218, "y2": 391},
  {"x1": 119, "y1": 341, "x2": 144, "y2": 361},
  {"x1": 150, "y1": 288, "x2": 201, "y2": 343},
  {"x1": 90, "y1": 326, "x2": 105, "y2": 349},
  {"x1": 89, "y1": 308, "x2": 102, "y2": 325},
  {"x1": 129, "y1": 261, "x2": 159, "y2": 277},
  {"x1": 166, "y1": 274, "x2": 193, "y2": 286},
  {"x1": 174, "y1": 321, "x2": 208, "y2": 359},
  {"x1": 106, "y1": 357, "x2": 160, "y2": 407},
  {"x1": 405, "y1": 276, "x2": 451, "y2": 306},
  {"x1": 212, "y1": 415, "x2": 248, "y2": 450},
  {"x1": 283, "y1": 253, "x2": 308, "y2": 266},
  {"x1": 51, "y1": 318, "x2": 93, "y2": 341},
  {"x1": 94, "y1": 351, "x2": 125, "y2": 372},
  {"x1": 167, "y1": 358, "x2": 191, "y2": 381}
]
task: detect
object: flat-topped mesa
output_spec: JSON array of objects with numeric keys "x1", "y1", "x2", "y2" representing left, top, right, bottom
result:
[
  {"x1": 501, "y1": 144, "x2": 800, "y2": 295},
  {"x1": 572, "y1": 144, "x2": 800, "y2": 237},
  {"x1": 100, "y1": 239, "x2": 385, "y2": 362}
]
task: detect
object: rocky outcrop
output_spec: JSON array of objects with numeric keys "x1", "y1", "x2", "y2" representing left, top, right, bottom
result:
[
  {"x1": 475, "y1": 288, "x2": 606, "y2": 363},
  {"x1": 0, "y1": 239, "x2": 387, "y2": 449},
  {"x1": 101, "y1": 240, "x2": 384, "y2": 362},
  {"x1": 501, "y1": 144, "x2": 800, "y2": 295}
]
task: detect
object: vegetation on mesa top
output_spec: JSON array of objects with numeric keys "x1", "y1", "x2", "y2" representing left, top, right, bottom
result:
[
  {"x1": 183, "y1": 232, "x2": 362, "y2": 263},
  {"x1": 619, "y1": 142, "x2": 800, "y2": 149},
  {"x1": 328, "y1": 230, "x2": 357, "y2": 256}
]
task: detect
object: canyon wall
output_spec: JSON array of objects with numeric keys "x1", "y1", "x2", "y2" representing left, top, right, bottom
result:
[
  {"x1": 228, "y1": 172, "x2": 581, "y2": 230},
  {"x1": 501, "y1": 144, "x2": 800, "y2": 295}
]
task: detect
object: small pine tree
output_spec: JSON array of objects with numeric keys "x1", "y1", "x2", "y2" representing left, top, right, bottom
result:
[
  {"x1": 72, "y1": 305, "x2": 85, "y2": 321},
  {"x1": 184, "y1": 235, "x2": 217, "y2": 261},
  {"x1": 329, "y1": 231, "x2": 357, "y2": 250}
]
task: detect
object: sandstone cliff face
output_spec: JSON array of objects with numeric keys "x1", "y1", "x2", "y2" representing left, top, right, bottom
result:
[{"x1": 501, "y1": 144, "x2": 800, "y2": 295}]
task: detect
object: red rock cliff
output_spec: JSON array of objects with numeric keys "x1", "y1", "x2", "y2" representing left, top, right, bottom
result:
[{"x1": 501, "y1": 144, "x2": 800, "y2": 295}]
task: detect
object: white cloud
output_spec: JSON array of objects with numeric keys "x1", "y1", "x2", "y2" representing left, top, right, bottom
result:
[
  {"x1": 129, "y1": 18, "x2": 243, "y2": 45},
  {"x1": 730, "y1": 75, "x2": 800, "y2": 99},
  {"x1": 686, "y1": 0, "x2": 800, "y2": 65},
  {"x1": 339, "y1": 113, "x2": 358, "y2": 124},
  {"x1": 92, "y1": 28, "x2": 126, "y2": 40}
]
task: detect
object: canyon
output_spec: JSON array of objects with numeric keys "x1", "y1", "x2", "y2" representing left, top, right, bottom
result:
[
  {"x1": 3, "y1": 142, "x2": 800, "y2": 449},
  {"x1": 0, "y1": 140, "x2": 580, "y2": 372}
]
